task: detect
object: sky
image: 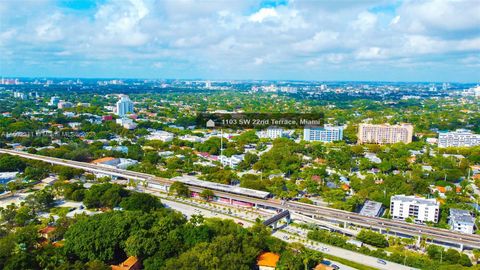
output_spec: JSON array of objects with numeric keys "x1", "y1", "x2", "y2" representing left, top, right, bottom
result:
[{"x1": 0, "y1": 0, "x2": 479, "y2": 82}]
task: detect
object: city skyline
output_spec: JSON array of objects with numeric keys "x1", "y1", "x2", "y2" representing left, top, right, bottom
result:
[{"x1": 0, "y1": 0, "x2": 479, "y2": 82}]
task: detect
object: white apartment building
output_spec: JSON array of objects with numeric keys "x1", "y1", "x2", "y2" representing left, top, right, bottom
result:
[
  {"x1": 390, "y1": 195, "x2": 439, "y2": 223},
  {"x1": 256, "y1": 127, "x2": 285, "y2": 140},
  {"x1": 303, "y1": 126, "x2": 344, "y2": 142},
  {"x1": 438, "y1": 129, "x2": 480, "y2": 148},
  {"x1": 219, "y1": 154, "x2": 244, "y2": 167},
  {"x1": 116, "y1": 95, "x2": 134, "y2": 117},
  {"x1": 358, "y1": 123, "x2": 413, "y2": 144},
  {"x1": 116, "y1": 118, "x2": 137, "y2": 130},
  {"x1": 449, "y1": 209, "x2": 475, "y2": 234}
]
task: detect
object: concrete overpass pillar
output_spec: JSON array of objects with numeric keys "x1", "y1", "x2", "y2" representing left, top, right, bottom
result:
[
  {"x1": 459, "y1": 244, "x2": 464, "y2": 251},
  {"x1": 416, "y1": 236, "x2": 421, "y2": 247}
]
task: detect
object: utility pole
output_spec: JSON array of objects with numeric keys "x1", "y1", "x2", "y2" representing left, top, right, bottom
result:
[{"x1": 220, "y1": 128, "x2": 224, "y2": 168}]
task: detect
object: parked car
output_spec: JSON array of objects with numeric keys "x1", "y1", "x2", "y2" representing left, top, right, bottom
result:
[{"x1": 377, "y1": 259, "x2": 387, "y2": 265}]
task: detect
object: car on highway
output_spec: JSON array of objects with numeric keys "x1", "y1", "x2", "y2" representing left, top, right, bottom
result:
[
  {"x1": 377, "y1": 259, "x2": 387, "y2": 265},
  {"x1": 331, "y1": 264, "x2": 340, "y2": 270},
  {"x1": 321, "y1": 260, "x2": 331, "y2": 266},
  {"x1": 320, "y1": 247, "x2": 329, "y2": 252}
]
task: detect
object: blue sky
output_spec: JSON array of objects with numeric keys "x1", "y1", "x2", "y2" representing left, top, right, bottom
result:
[{"x1": 0, "y1": 0, "x2": 479, "y2": 82}]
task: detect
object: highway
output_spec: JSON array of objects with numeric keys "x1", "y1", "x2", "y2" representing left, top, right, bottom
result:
[{"x1": 2, "y1": 148, "x2": 480, "y2": 250}]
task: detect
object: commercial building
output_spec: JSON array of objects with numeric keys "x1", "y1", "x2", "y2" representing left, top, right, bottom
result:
[
  {"x1": 116, "y1": 118, "x2": 137, "y2": 130},
  {"x1": 13, "y1": 92, "x2": 27, "y2": 99},
  {"x1": 116, "y1": 95, "x2": 134, "y2": 117},
  {"x1": 390, "y1": 195, "x2": 440, "y2": 223},
  {"x1": 303, "y1": 126, "x2": 344, "y2": 142},
  {"x1": 359, "y1": 200, "x2": 383, "y2": 217},
  {"x1": 92, "y1": 157, "x2": 138, "y2": 170},
  {"x1": 58, "y1": 101, "x2": 73, "y2": 109},
  {"x1": 146, "y1": 130, "x2": 174, "y2": 142},
  {"x1": 358, "y1": 123, "x2": 413, "y2": 144},
  {"x1": 438, "y1": 129, "x2": 480, "y2": 148},
  {"x1": 449, "y1": 209, "x2": 475, "y2": 234},
  {"x1": 48, "y1": 96, "x2": 60, "y2": 106}
]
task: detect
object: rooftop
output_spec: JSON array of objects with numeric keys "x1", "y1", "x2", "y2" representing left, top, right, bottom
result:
[
  {"x1": 450, "y1": 208, "x2": 475, "y2": 224},
  {"x1": 111, "y1": 256, "x2": 139, "y2": 270},
  {"x1": 91, "y1": 157, "x2": 116, "y2": 164},
  {"x1": 359, "y1": 200, "x2": 383, "y2": 217},
  {"x1": 391, "y1": 195, "x2": 439, "y2": 207},
  {"x1": 257, "y1": 252, "x2": 280, "y2": 268}
]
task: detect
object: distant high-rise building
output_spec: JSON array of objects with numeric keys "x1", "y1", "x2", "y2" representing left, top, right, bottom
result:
[
  {"x1": 13, "y1": 92, "x2": 27, "y2": 100},
  {"x1": 390, "y1": 195, "x2": 439, "y2": 223},
  {"x1": 205, "y1": 81, "x2": 212, "y2": 88},
  {"x1": 303, "y1": 126, "x2": 343, "y2": 142},
  {"x1": 49, "y1": 96, "x2": 60, "y2": 106},
  {"x1": 116, "y1": 95, "x2": 134, "y2": 117},
  {"x1": 357, "y1": 123, "x2": 413, "y2": 144},
  {"x1": 438, "y1": 129, "x2": 480, "y2": 148},
  {"x1": 58, "y1": 101, "x2": 73, "y2": 109}
]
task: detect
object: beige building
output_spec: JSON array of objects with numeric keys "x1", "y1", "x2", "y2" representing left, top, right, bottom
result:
[{"x1": 358, "y1": 123, "x2": 413, "y2": 144}]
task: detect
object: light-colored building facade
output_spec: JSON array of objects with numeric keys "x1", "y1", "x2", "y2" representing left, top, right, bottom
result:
[
  {"x1": 303, "y1": 126, "x2": 344, "y2": 142},
  {"x1": 358, "y1": 123, "x2": 413, "y2": 144},
  {"x1": 146, "y1": 130, "x2": 174, "y2": 142},
  {"x1": 116, "y1": 95, "x2": 134, "y2": 117},
  {"x1": 48, "y1": 96, "x2": 60, "y2": 106},
  {"x1": 438, "y1": 129, "x2": 480, "y2": 148},
  {"x1": 390, "y1": 195, "x2": 439, "y2": 223},
  {"x1": 116, "y1": 118, "x2": 137, "y2": 130},
  {"x1": 449, "y1": 209, "x2": 475, "y2": 234},
  {"x1": 257, "y1": 126, "x2": 291, "y2": 140}
]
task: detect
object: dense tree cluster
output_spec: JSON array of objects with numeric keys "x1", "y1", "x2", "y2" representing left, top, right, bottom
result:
[{"x1": 0, "y1": 184, "x2": 322, "y2": 270}]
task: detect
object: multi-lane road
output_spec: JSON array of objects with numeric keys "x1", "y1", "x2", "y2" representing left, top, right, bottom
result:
[{"x1": 2, "y1": 148, "x2": 480, "y2": 250}]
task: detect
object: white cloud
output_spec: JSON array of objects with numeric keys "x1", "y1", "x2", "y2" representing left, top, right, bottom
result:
[
  {"x1": 293, "y1": 31, "x2": 340, "y2": 53},
  {"x1": 0, "y1": 0, "x2": 478, "y2": 81},
  {"x1": 351, "y1": 12, "x2": 377, "y2": 32},
  {"x1": 249, "y1": 8, "x2": 279, "y2": 23}
]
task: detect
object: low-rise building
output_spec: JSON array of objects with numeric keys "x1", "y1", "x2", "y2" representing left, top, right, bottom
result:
[
  {"x1": 111, "y1": 256, "x2": 141, "y2": 270},
  {"x1": 219, "y1": 154, "x2": 244, "y2": 167},
  {"x1": 146, "y1": 130, "x2": 174, "y2": 142},
  {"x1": 0, "y1": 172, "x2": 18, "y2": 185},
  {"x1": 179, "y1": 134, "x2": 204, "y2": 142},
  {"x1": 359, "y1": 200, "x2": 383, "y2": 217},
  {"x1": 390, "y1": 195, "x2": 440, "y2": 223},
  {"x1": 92, "y1": 157, "x2": 138, "y2": 170},
  {"x1": 449, "y1": 209, "x2": 475, "y2": 234},
  {"x1": 257, "y1": 127, "x2": 290, "y2": 140},
  {"x1": 256, "y1": 252, "x2": 280, "y2": 270},
  {"x1": 116, "y1": 118, "x2": 137, "y2": 130}
]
